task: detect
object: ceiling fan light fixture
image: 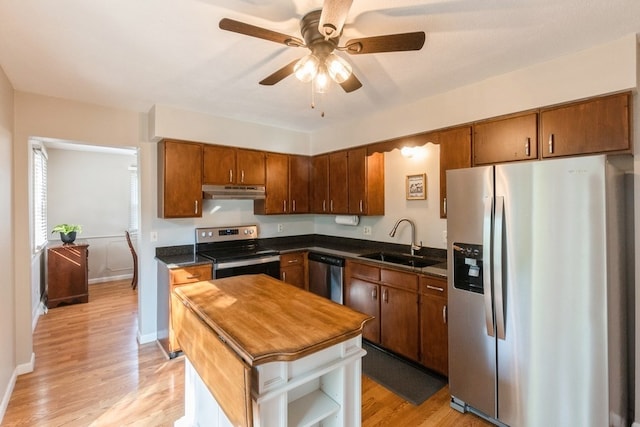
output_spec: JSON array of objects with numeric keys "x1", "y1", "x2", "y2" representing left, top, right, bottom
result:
[
  {"x1": 294, "y1": 54, "x2": 320, "y2": 82},
  {"x1": 326, "y1": 53, "x2": 352, "y2": 83},
  {"x1": 313, "y1": 65, "x2": 330, "y2": 93}
]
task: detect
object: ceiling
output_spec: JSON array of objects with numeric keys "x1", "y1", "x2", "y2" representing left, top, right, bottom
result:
[{"x1": 1, "y1": 0, "x2": 639, "y2": 133}]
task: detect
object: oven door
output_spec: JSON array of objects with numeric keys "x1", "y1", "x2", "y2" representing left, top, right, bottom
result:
[{"x1": 214, "y1": 255, "x2": 281, "y2": 279}]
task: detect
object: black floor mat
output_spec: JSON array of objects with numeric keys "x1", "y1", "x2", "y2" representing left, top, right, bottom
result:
[{"x1": 362, "y1": 342, "x2": 447, "y2": 406}]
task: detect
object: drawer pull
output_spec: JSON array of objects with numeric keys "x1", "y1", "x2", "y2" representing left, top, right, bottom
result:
[
  {"x1": 287, "y1": 259, "x2": 299, "y2": 264},
  {"x1": 426, "y1": 285, "x2": 444, "y2": 292},
  {"x1": 186, "y1": 275, "x2": 201, "y2": 280}
]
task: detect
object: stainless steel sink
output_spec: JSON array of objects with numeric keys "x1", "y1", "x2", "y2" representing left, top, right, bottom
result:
[{"x1": 358, "y1": 252, "x2": 440, "y2": 268}]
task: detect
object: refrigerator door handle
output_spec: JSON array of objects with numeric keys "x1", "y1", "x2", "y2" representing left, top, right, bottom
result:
[
  {"x1": 483, "y1": 196, "x2": 495, "y2": 337},
  {"x1": 494, "y1": 196, "x2": 506, "y2": 340}
]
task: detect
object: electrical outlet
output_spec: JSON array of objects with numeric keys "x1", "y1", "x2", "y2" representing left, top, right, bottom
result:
[
  {"x1": 442, "y1": 230, "x2": 447, "y2": 244},
  {"x1": 150, "y1": 231, "x2": 158, "y2": 242},
  {"x1": 363, "y1": 226, "x2": 372, "y2": 236},
  {"x1": 277, "y1": 224, "x2": 284, "y2": 232}
]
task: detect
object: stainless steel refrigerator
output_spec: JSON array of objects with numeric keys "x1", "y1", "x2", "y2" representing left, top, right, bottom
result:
[{"x1": 446, "y1": 155, "x2": 631, "y2": 427}]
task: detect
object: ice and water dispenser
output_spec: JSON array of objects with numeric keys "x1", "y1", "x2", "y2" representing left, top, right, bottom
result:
[{"x1": 453, "y1": 243, "x2": 484, "y2": 293}]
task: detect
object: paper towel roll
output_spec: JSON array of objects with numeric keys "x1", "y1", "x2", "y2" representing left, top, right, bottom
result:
[{"x1": 335, "y1": 215, "x2": 360, "y2": 226}]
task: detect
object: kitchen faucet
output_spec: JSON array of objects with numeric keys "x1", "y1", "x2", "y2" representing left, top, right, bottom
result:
[{"x1": 389, "y1": 218, "x2": 421, "y2": 256}]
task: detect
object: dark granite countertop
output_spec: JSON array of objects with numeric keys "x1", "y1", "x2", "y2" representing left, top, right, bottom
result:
[{"x1": 156, "y1": 235, "x2": 447, "y2": 278}]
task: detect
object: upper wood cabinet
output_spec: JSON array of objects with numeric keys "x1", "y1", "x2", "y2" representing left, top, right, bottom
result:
[
  {"x1": 328, "y1": 151, "x2": 349, "y2": 214},
  {"x1": 158, "y1": 139, "x2": 203, "y2": 218},
  {"x1": 348, "y1": 148, "x2": 384, "y2": 216},
  {"x1": 473, "y1": 112, "x2": 538, "y2": 165},
  {"x1": 540, "y1": 92, "x2": 631, "y2": 158},
  {"x1": 288, "y1": 155, "x2": 310, "y2": 213},
  {"x1": 254, "y1": 153, "x2": 310, "y2": 215},
  {"x1": 202, "y1": 145, "x2": 266, "y2": 185},
  {"x1": 439, "y1": 126, "x2": 472, "y2": 218},
  {"x1": 311, "y1": 155, "x2": 330, "y2": 213}
]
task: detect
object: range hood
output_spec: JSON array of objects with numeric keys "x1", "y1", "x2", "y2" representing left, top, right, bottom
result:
[{"x1": 202, "y1": 184, "x2": 266, "y2": 200}]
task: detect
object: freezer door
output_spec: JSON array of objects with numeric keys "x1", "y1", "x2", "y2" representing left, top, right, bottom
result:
[
  {"x1": 495, "y1": 156, "x2": 611, "y2": 426},
  {"x1": 447, "y1": 166, "x2": 497, "y2": 419}
]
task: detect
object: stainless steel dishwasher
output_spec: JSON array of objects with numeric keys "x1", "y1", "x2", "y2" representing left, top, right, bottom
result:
[{"x1": 307, "y1": 252, "x2": 345, "y2": 304}]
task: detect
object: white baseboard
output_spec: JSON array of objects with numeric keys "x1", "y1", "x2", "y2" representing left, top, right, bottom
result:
[
  {"x1": 137, "y1": 330, "x2": 157, "y2": 345},
  {"x1": 632, "y1": 421, "x2": 640, "y2": 427},
  {"x1": 0, "y1": 352, "x2": 34, "y2": 424},
  {"x1": 89, "y1": 273, "x2": 133, "y2": 285},
  {"x1": 0, "y1": 370, "x2": 17, "y2": 425}
]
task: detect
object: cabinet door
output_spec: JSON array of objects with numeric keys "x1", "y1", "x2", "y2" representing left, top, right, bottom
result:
[
  {"x1": 47, "y1": 244, "x2": 89, "y2": 307},
  {"x1": 439, "y1": 126, "x2": 471, "y2": 218},
  {"x1": 541, "y1": 92, "x2": 630, "y2": 158},
  {"x1": 203, "y1": 145, "x2": 236, "y2": 184},
  {"x1": 261, "y1": 153, "x2": 289, "y2": 214},
  {"x1": 346, "y1": 278, "x2": 380, "y2": 343},
  {"x1": 348, "y1": 148, "x2": 366, "y2": 214},
  {"x1": 237, "y1": 149, "x2": 266, "y2": 185},
  {"x1": 158, "y1": 140, "x2": 203, "y2": 218},
  {"x1": 311, "y1": 155, "x2": 329, "y2": 213},
  {"x1": 473, "y1": 113, "x2": 538, "y2": 165},
  {"x1": 328, "y1": 151, "x2": 349, "y2": 214},
  {"x1": 281, "y1": 265, "x2": 305, "y2": 289},
  {"x1": 381, "y1": 285, "x2": 419, "y2": 360},
  {"x1": 289, "y1": 155, "x2": 310, "y2": 213},
  {"x1": 420, "y1": 295, "x2": 448, "y2": 375}
]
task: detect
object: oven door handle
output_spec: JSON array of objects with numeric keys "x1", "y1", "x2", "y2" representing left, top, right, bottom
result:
[{"x1": 215, "y1": 255, "x2": 281, "y2": 270}]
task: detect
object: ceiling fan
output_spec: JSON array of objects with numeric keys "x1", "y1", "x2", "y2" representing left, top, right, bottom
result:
[{"x1": 219, "y1": 0, "x2": 426, "y2": 94}]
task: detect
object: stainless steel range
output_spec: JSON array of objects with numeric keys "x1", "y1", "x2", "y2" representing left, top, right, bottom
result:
[{"x1": 196, "y1": 225, "x2": 280, "y2": 279}]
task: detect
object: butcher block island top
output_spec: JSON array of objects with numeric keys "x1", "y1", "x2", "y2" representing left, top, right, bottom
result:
[{"x1": 171, "y1": 273, "x2": 373, "y2": 427}]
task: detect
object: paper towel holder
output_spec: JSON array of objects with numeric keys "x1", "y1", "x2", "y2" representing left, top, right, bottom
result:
[{"x1": 335, "y1": 215, "x2": 360, "y2": 226}]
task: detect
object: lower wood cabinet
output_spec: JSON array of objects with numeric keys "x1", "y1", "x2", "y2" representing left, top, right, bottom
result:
[
  {"x1": 345, "y1": 260, "x2": 420, "y2": 361},
  {"x1": 419, "y1": 275, "x2": 448, "y2": 376},
  {"x1": 157, "y1": 263, "x2": 212, "y2": 358},
  {"x1": 279, "y1": 251, "x2": 307, "y2": 289},
  {"x1": 47, "y1": 241, "x2": 89, "y2": 308}
]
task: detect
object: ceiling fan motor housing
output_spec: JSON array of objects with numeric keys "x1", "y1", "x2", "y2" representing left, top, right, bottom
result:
[{"x1": 301, "y1": 10, "x2": 339, "y2": 59}]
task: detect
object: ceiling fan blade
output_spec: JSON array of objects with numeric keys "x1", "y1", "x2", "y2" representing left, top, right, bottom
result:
[
  {"x1": 219, "y1": 18, "x2": 304, "y2": 47},
  {"x1": 259, "y1": 59, "x2": 300, "y2": 86},
  {"x1": 339, "y1": 73, "x2": 362, "y2": 93},
  {"x1": 344, "y1": 32, "x2": 426, "y2": 54},
  {"x1": 318, "y1": 0, "x2": 353, "y2": 38}
]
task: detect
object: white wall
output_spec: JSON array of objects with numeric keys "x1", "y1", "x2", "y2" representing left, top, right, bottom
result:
[
  {"x1": 46, "y1": 148, "x2": 137, "y2": 282},
  {"x1": 0, "y1": 62, "x2": 15, "y2": 423}
]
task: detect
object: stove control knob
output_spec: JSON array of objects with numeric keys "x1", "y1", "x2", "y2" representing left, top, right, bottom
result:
[
  {"x1": 200, "y1": 232, "x2": 206, "y2": 237},
  {"x1": 208, "y1": 231, "x2": 213, "y2": 237}
]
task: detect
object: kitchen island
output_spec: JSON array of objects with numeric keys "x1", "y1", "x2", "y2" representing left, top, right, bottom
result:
[{"x1": 171, "y1": 274, "x2": 373, "y2": 427}]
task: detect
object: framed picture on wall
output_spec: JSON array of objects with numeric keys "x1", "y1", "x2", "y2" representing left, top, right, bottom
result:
[{"x1": 406, "y1": 173, "x2": 426, "y2": 200}]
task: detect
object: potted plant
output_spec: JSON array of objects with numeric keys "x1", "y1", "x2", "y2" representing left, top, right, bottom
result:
[{"x1": 51, "y1": 224, "x2": 82, "y2": 244}]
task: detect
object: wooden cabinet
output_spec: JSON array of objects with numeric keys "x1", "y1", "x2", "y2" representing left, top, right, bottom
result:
[
  {"x1": 419, "y1": 275, "x2": 448, "y2": 376},
  {"x1": 473, "y1": 112, "x2": 538, "y2": 165},
  {"x1": 158, "y1": 139, "x2": 203, "y2": 218},
  {"x1": 311, "y1": 149, "x2": 385, "y2": 215},
  {"x1": 311, "y1": 154, "x2": 330, "y2": 213},
  {"x1": 157, "y1": 263, "x2": 212, "y2": 357},
  {"x1": 279, "y1": 251, "x2": 307, "y2": 289},
  {"x1": 345, "y1": 260, "x2": 419, "y2": 361},
  {"x1": 540, "y1": 92, "x2": 631, "y2": 158},
  {"x1": 288, "y1": 155, "x2": 310, "y2": 213},
  {"x1": 439, "y1": 126, "x2": 471, "y2": 218},
  {"x1": 255, "y1": 154, "x2": 310, "y2": 215},
  {"x1": 328, "y1": 151, "x2": 349, "y2": 214},
  {"x1": 202, "y1": 145, "x2": 266, "y2": 185},
  {"x1": 348, "y1": 148, "x2": 384, "y2": 215},
  {"x1": 46, "y1": 241, "x2": 89, "y2": 308}
]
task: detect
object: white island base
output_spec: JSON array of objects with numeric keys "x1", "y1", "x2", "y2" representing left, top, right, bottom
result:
[{"x1": 175, "y1": 335, "x2": 365, "y2": 427}]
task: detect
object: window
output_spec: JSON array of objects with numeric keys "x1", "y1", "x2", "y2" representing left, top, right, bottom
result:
[
  {"x1": 33, "y1": 144, "x2": 48, "y2": 251},
  {"x1": 129, "y1": 164, "x2": 139, "y2": 232}
]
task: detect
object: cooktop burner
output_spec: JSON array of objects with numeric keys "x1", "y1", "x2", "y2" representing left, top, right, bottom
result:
[{"x1": 195, "y1": 225, "x2": 278, "y2": 263}]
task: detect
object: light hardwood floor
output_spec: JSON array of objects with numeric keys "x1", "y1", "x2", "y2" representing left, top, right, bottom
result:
[{"x1": 2, "y1": 280, "x2": 490, "y2": 426}]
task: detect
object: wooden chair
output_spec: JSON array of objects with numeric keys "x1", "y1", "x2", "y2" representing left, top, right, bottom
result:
[{"x1": 125, "y1": 230, "x2": 138, "y2": 290}]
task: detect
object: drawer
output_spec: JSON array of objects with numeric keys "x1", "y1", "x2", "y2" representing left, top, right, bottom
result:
[
  {"x1": 348, "y1": 261, "x2": 380, "y2": 281},
  {"x1": 381, "y1": 268, "x2": 418, "y2": 292},
  {"x1": 280, "y1": 251, "x2": 305, "y2": 267},
  {"x1": 419, "y1": 275, "x2": 447, "y2": 298},
  {"x1": 169, "y1": 264, "x2": 212, "y2": 285}
]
